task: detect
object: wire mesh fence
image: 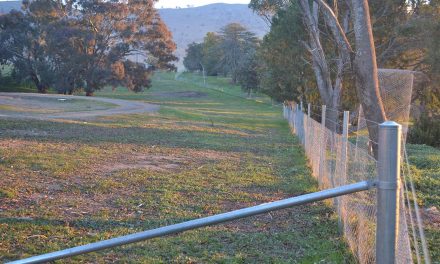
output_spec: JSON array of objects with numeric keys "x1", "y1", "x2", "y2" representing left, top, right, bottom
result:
[
  {"x1": 356, "y1": 69, "x2": 430, "y2": 264},
  {"x1": 283, "y1": 103, "x2": 414, "y2": 264}
]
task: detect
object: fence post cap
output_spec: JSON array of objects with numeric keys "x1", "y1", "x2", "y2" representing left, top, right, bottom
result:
[{"x1": 379, "y1": 121, "x2": 401, "y2": 128}]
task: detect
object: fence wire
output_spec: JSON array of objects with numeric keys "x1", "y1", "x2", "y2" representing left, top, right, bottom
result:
[
  {"x1": 356, "y1": 69, "x2": 430, "y2": 263},
  {"x1": 283, "y1": 68, "x2": 433, "y2": 263},
  {"x1": 283, "y1": 104, "x2": 414, "y2": 264}
]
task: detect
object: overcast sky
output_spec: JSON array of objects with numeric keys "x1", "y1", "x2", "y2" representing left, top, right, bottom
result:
[{"x1": 155, "y1": 0, "x2": 250, "y2": 8}]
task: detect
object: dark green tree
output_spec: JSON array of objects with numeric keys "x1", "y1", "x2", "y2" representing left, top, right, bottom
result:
[
  {"x1": 202, "y1": 32, "x2": 222, "y2": 76},
  {"x1": 183, "y1": 42, "x2": 204, "y2": 72},
  {"x1": 57, "y1": 0, "x2": 177, "y2": 95},
  {"x1": 217, "y1": 23, "x2": 259, "y2": 83},
  {"x1": 256, "y1": 2, "x2": 317, "y2": 103},
  {"x1": 0, "y1": 0, "x2": 63, "y2": 93},
  {"x1": 0, "y1": 0, "x2": 177, "y2": 95},
  {"x1": 183, "y1": 24, "x2": 260, "y2": 84},
  {"x1": 236, "y1": 48, "x2": 261, "y2": 96}
]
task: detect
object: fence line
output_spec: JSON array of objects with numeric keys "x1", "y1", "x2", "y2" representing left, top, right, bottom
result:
[{"x1": 283, "y1": 103, "x2": 414, "y2": 264}]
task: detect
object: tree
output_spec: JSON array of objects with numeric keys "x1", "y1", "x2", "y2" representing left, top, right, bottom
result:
[
  {"x1": 202, "y1": 32, "x2": 222, "y2": 76},
  {"x1": 249, "y1": 0, "x2": 288, "y2": 24},
  {"x1": 236, "y1": 48, "x2": 261, "y2": 96},
  {"x1": 183, "y1": 24, "x2": 260, "y2": 86},
  {"x1": 251, "y1": 0, "x2": 440, "y2": 149},
  {"x1": 407, "y1": 1, "x2": 440, "y2": 117},
  {"x1": 217, "y1": 23, "x2": 259, "y2": 83},
  {"x1": 0, "y1": 0, "x2": 63, "y2": 93},
  {"x1": 252, "y1": 0, "x2": 386, "y2": 152},
  {"x1": 369, "y1": 0, "x2": 411, "y2": 67},
  {"x1": 0, "y1": 0, "x2": 177, "y2": 95},
  {"x1": 257, "y1": 2, "x2": 317, "y2": 103},
  {"x1": 183, "y1": 42, "x2": 204, "y2": 72},
  {"x1": 55, "y1": 0, "x2": 177, "y2": 96},
  {"x1": 350, "y1": 0, "x2": 386, "y2": 147},
  {"x1": 295, "y1": 0, "x2": 386, "y2": 151},
  {"x1": 49, "y1": 23, "x2": 85, "y2": 93}
]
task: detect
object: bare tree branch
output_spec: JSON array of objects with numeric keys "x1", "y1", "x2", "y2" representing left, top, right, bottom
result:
[{"x1": 314, "y1": 0, "x2": 353, "y2": 55}]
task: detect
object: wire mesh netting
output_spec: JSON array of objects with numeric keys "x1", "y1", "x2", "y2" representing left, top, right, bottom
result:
[
  {"x1": 357, "y1": 69, "x2": 416, "y2": 143},
  {"x1": 282, "y1": 69, "x2": 430, "y2": 263},
  {"x1": 284, "y1": 104, "x2": 412, "y2": 263},
  {"x1": 356, "y1": 69, "x2": 430, "y2": 263}
]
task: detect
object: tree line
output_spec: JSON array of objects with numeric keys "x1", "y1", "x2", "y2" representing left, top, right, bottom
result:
[
  {"x1": 253, "y1": 0, "x2": 440, "y2": 147},
  {"x1": 250, "y1": 0, "x2": 440, "y2": 114},
  {"x1": 0, "y1": 0, "x2": 177, "y2": 95},
  {"x1": 184, "y1": 0, "x2": 440, "y2": 148}
]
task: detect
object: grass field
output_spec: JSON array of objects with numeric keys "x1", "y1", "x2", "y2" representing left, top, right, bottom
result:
[
  {"x1": 177, "y1": 72, "x2": 273, "y2": 105},
  {"x1": 405, "y1": 144, "x2": 440, "y2": 261},
  {"x1": 0, "y1": 72, "x2": 355, "y2": 263}
]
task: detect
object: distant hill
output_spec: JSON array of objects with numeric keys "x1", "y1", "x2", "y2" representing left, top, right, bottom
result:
[
  {"x1": 158, "y1": 4, "x2": 268, "y2": 69},
  {"x1": 0, "y1": 1, "x2": 20, "y2": 14},
  {"x1": 0, "y1": 2, "x2": 268, "y2": 69}
]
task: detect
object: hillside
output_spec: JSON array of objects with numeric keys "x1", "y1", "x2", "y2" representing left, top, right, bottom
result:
[
  {"x1": 0, "y1": 2, "x2": 268, "y2": 69},
  {"x1": 158, "y1": 4, "x2": 268, "y2": 68}
]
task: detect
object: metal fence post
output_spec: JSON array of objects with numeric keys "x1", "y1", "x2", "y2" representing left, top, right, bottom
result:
[
  {"x1": 292, "y1": 104, "x2": 296, "y2": 133},
  {"x1": 354, "y1": 105, "x2": 362, "y2": 161},
  {"x1": 300, "y1": 102, "x2": 304, "y2": 144},
  {"x1": 292, "y1": 104, "x2": 295, "y2": 132},
  {"x1": 319, "y1": 105, "x2": 326, "y2": 184},
  {"x1": 288, "y1": 104, "x2": 292, "y2": 128},
  {"x1": 376, "y1": 121, "x2": 401, "y2": 264},
  {"x1": 337, "y1": 111, "x2": 349, "y2": 232},
  {"x1": 307, "y1": 104, "x2": 311, "y2": 155},
  {"x1": 295, "y1": 104, "x2": 299, "y2": 134},
  {"x1": 307, "y1": 103, "x2": 311, "y2": 123},
  {"x1": 341, "y1": 111, "x2": 349, "y2": 186}
]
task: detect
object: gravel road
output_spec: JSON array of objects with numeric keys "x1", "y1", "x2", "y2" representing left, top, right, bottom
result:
[{"x1": 0, "y1": 93, "x2": 159, "y2": 120}]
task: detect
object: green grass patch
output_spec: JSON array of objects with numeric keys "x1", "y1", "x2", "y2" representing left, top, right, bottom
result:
[
  {"x1": 0, "y1": 188, "x2": 18, "y2": 199},
  {"x1": 178, "y1": 71, "x2": 273, "y2": 105},
  {"x1": 0, "y1": 65, "x2": 37, "y2": 93},
  {"x1": 0, "y1": 79, "x2": 36, "y2": 93},
  {"x1": 406, "y1": 144, "x2": 440, "y2": 207},
  {"x1": 0, "y1": 72, "x2": 358, "y2": 262},
  {"x1": 405, "y1": 144, "x2": 440, "y2": 261},
  {"x1": 0, "y1": 64, "x2": 13, "y2": 76}
]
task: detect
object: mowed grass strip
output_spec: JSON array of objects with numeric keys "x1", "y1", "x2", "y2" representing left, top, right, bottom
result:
[{"x1": 0, "y1": 73, "x2": 354, "y2": 263}]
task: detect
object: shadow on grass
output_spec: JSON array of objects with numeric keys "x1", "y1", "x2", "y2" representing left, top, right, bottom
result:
[
  {"x1": 0, "y1": 201, "x2": 354, "y2": 263},
  {"x1": 0, "y1": 118, "x2": 291, "y2": 155}
]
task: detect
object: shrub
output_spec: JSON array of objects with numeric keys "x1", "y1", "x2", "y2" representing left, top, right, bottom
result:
[{"x1": 408, "y1": 114, "x2": 440, "y2": 148}]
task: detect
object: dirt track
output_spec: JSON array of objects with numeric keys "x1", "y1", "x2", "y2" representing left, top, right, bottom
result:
[{"x1": 0, "y1": 93, "x2": 159, "y2": 120}]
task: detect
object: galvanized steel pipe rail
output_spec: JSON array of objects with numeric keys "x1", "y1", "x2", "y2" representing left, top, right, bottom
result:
[{"x1": 7, "y1": 181, "x2": 373, "y2": 264}]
